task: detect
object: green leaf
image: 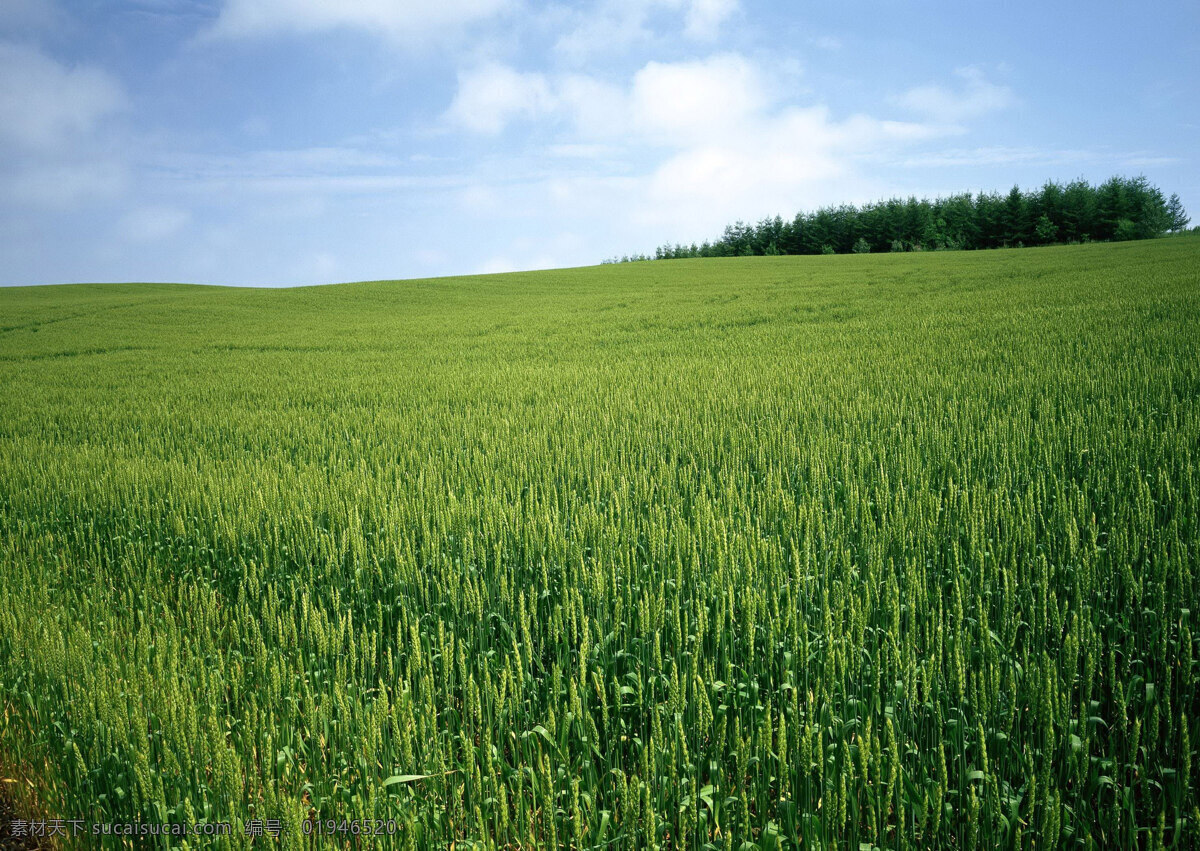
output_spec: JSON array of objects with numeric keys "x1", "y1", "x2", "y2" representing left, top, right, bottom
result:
[{"x1": 382, "y1": 773, "x2": 442, "y2": 788}]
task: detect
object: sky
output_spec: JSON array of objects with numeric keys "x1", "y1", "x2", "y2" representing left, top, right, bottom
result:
[{"x1": 1, "y1": 0, "x2": 1197, "y2": 286}]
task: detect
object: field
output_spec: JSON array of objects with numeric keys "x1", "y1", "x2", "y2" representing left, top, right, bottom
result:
[{"x1": 1, "y1": 238, "x2": 1198, "y2": 849}]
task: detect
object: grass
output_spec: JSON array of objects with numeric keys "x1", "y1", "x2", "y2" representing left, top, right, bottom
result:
[{"x1": 0, "y1": 238, "x2": 1198, "y2": 848}]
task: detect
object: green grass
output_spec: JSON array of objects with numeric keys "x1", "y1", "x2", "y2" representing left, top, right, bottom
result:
[{"x1": 1, "y1": 239, "x2": 1198, "y2": 848}]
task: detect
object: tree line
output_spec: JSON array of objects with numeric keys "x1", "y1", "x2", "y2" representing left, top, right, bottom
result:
[{"x1": 607, "y1": 175, "x2": 1191, "y2": 262}]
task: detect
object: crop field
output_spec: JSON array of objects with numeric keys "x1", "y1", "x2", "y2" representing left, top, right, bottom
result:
[{"x1": 0, "y1": 238, "x2": 1198, "y2": 849}]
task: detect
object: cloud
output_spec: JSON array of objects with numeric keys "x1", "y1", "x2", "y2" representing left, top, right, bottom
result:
[
  {"x1": 544, "y1": 143, "x2": 617, "y2": 159},
  {"x1": 117, "y1": 206, "x2": 192, "y2": 243},
  {"x1": 637, "y1": 105, "x2": 941, "y2": 234},
  {"x1": 894, "y1": 66, "x2": 1015, "y2": 125},
  {"x1": 140, "y1": 146, "x2": 470, "y2": 196},
  {"x1": 553, "y1": 4, "x2": 653, "y2": 63},
  {"x1": 445, "y1": 52, "x2": 938, "y2": 152},
  {"x1": 0, "y1": 0, "x2": 63, "y2": 34},
  {"x1": 445, "y1": 63, "x2": 555, "y2": 134},
  {"x1": 683, "y1": 0, "x2": 737, "y2": 41},
  {"x1": 553, "y1": 74, "x2": 628, "y2": 137},
  {"x1": 475, "y1": 252, "x2": 560, "y2": 275},
  {"x1": 413, "y1": 247, "x2": 449, "y2": 268},
  {"x1": 894, "y1": 145, "x2": 1091, "y2": 168},
  {"x1": 475, "y1": 255, "x2": 519, "y2": 274},
  {"x1": 0, "y1": 42, "x2": 128, "y2": 209},
  {"x1": 458, "y1": 183, "x2": 502, "y2": 214},
  {"x1": 210, "y1": 0, "x2": 509, "y2": 41},
  {"x1": 891, "y1": 145, "x2": 1183, "y2": 170},
  {"x1": 299, "y1": 251, "x2": 339, "y2": 281},
  {"x1": 630, "y1": 54, "x2": 765, "y2": 144},
  {"x1": 552, "y1": 0, "x2": 741, "y2": 61},
  {"x1": 1120, "y1": 155, "x2": 1182, "y2": 168},
  {"x1": 446, "y1": 53, "x2": 769, "y2": 141},
  {"x1": 443, "y1": 53, "x2": 952, "y2": 242},
  {"x1": 0, "y1": 41, "x2": 126, "y2": 151},
  {"x1": 7, "y1": 162, "x2": 128, "y2": 209}
]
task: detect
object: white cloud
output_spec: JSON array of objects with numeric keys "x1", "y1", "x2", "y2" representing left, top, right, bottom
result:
[
  {"x1": 888, "y1": 145, "x2": 1182, "y2": 171},
  {"x1": 894, "y1": 145, "x2": 1084, "y2": 168},
  {"x1": 0, "y1": 0, "x2": 63, "y2": 33},
  {"x1": 443, "y1": 52, "x2": 954, "y2": 243},
  {"x1": 894, "y1": 66, "x2": 1015, "y2": 125},
  {"x1": 552, "y1": 0, "x2": 671, "y2": 62},
  {"x1": 117, "y1": 206, "x2": 192, "y2": 243},
  {"x1": 1121, "y1": 155, "x2": 1182, "y2": 167},
  {"x1": 0, "y1": 42, "x2": 128, "y2": 210},
  {"x1": 458, "y1": 183, "x2": 502, "y2": 214},
  {"x1": 302, "y1": 251, "x2": 339, "y2": 280},
  {"x1": 447, "y1": 54, "x2": 769, "y2": 142},
  {"x1": 552, "y1": 0, "x2": 741, "y2": 61},
  {"x1": 545, "y1": 143, "x2": 617, "y2": 159},
  {"x1": 140, "y1": 146, "x2": 470, "y2": 196},
  {"x1": 475, "y1": 252, "x2": 560, "y2": 275},
  {"x1": 413, "y1": 248, "x2": 448, "y2": 268},
  {"x1": 0, "y1": 41, "x2": 126, "y2": 151},
  {"x1": 638, "y1": 106, "x2": 940, "y2": 234},
  {"x1": 445, "y1": 63, "x2": 555, "y2": 134},
  {"x1": 630, "y1": 54, "x2": 765, "y2": 144},
  {"x1": 554, "y1": 74, "x2": 628, "y2": 137},
  {"x1": 210, "y1": 0, "x2": 509, "y2": 41},
  {"x1": 553, "y1": 6, "x2": 650, "y2": 63},
  {"x1": 475, "y1": 256, "x2": 518, "y2": 274},
  {"x1": 683, "y1": 0, "x2": 737, "y2": 41},
  {"x1": 7, "y1": 161, "x2": 127, "y2": 209}
]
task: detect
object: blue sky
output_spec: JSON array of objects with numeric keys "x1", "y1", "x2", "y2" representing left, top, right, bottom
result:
[{"x1": 1, "y1": 0, "x2": 1196, "y2": 286}]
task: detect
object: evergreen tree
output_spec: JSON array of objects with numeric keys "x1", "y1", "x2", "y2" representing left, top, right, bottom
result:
[
  {"x1": 1165, "y1": 194, "x2": 1190, "y2": 232},
  {"x1": 1032, "y1": 181, "x2": 1065, "y2": 242},
  {"x1": 1096, "y1": 176, "x2": 1133, "y2": 240},
  {"x1": 975, "y1": 192, "x2": 1006, "y2": 248},
  {"x1": 634, "y1": 175, "x2": 1183, "y2": 260},
  {"x1": 1061, "y1": 179, "x2": 1098, "y2": 242},
  {"x1": 1003, "y1": 185, "x2": 1031, "y2": 246},
  {"x1": 939, "y1": 194, "x2": 979, "y2": 250},
  {"x1": 1034, "y1": 215, "x2": 1058, "y2": 245}
]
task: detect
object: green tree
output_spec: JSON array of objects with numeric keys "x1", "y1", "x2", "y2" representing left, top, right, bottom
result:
[
  {"x1": 939, "y1": 193, "x2": 979, "y2": 249},
  {"x1": 975, "y1": 192, "x2": 1006, "y2": 248},
  {"x1": 1165, "y1": 193, "x2": 1190, "y2": 232},
  {"x1": 851, "y1": 237, "x2": 870, "y2": 254},
  {"x1": 1003, "y1": 185, "x2": 1030, "y2": 246},
  {"x1": 1060, "y1": 178, "x2": 1098, "y2": 242},
  {"x1": 1129, "y1": 175, "x2": 1170, "y2": 238},
  {"x1": 1096, "y1": 176, "x2": 1134, "y2": 240},
  {"x1": 656, "y1": 174, "x2": 1183, "y2": 261},
  {"x1": 1113, "y1": 218, "x2": 1138, "y2": 241},
  {"x1": 1034, "y1": 215, "x2": 1058, "y2": 245}
]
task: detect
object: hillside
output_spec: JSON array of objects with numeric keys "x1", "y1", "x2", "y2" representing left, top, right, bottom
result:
[{"x1": 1, "y1": 238, "x2": 1198, "y2": 848}]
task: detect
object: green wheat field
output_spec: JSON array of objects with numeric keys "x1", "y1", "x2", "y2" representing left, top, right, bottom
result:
[{"x1": 1, "y1": 237, "x2": 1198, "y2": 849}]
